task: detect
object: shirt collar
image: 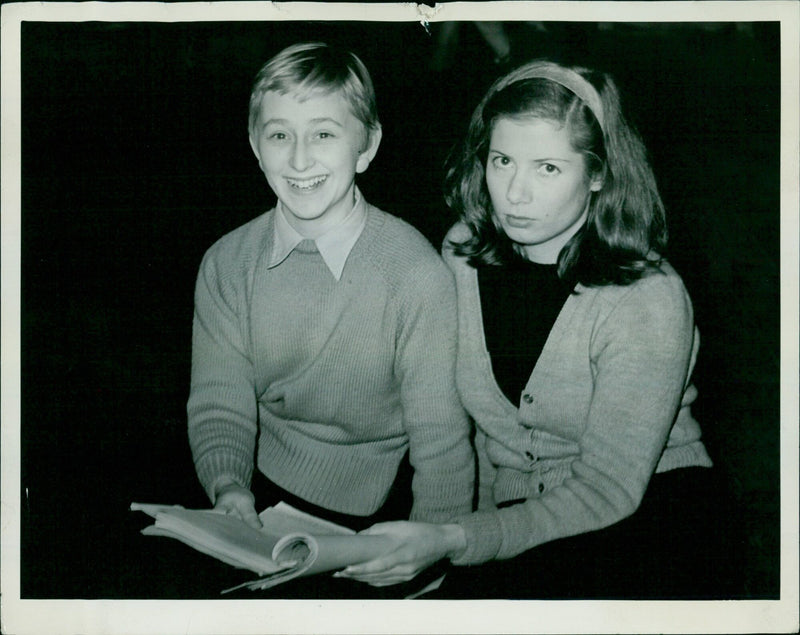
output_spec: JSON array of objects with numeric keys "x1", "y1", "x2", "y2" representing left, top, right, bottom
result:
[{"x1": 268, "y1": 188, "x2": 367, "y2": 280}]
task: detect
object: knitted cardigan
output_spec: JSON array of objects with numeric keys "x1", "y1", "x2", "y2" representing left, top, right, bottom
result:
[
  {"x1": 187, "y1": 204, "x2": 474, "y2": 523},
  {"x1": 443, "y1": 222, "x2": 712, "y2": 565}
]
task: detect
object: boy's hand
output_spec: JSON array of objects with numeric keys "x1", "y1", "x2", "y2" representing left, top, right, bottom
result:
[
  {"x1": 214, "y1": 482, "x2": 262, "y2": 530},
  {"x1": 334, "y1": 521, "x2": 466, "y2": 587}
]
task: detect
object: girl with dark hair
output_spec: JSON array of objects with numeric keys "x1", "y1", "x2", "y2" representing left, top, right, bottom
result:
[{"x1": 338, "y1": 60, "x2": 740, "y2": 599}]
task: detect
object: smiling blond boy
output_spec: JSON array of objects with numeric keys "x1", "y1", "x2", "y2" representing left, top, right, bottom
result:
[{"x1": 187, "y1": 43, "x2": 474, "y2": 540}]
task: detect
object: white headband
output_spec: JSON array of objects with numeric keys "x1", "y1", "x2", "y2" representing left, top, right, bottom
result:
[{"x1": 493, "y1": 62, "x2": 605, "y2": 134}]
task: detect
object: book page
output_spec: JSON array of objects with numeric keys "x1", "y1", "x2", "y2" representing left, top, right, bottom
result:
[
  {"x1": 132, "y1": 502, "x2": 397, "y2": 592},
  {"x1": 138, "y1": 505, "x2": 292, "y2": 576},
  {"x1": 259, "y1": 502, "x2": 356, "y2": 536}
]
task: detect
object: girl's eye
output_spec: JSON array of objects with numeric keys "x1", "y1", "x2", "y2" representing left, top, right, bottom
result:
[
  {"x1": 316, "y1": 131, "x2": 334, "y2": 140},
  {"x1": 268, "y1": 131, "x2": 288, "y2": 141},
  {"x1": 537, "y1": 163, "x2": 560, "y2": 176},
  {"x1": 490, "y1": 155, "x2": 512, "y2": 169}
]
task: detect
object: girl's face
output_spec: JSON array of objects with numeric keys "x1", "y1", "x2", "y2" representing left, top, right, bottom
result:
[{"x1": 485, "y1": 116, "x2": 603, "y2": 264}]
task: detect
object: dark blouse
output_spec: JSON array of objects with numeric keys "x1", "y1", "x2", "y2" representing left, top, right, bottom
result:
[{"x1": 477, "y1": 258, "x2": 572, "y2": 405}]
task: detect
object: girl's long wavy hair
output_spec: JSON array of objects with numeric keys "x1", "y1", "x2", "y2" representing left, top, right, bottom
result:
[{"x1": 445, "y1": 60, "x2": 667, "y2": 287}]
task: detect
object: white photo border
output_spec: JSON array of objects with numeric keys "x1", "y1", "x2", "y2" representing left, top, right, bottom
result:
[{"x1": 2, "y1": 2, "x2": 798, "y2": 634}]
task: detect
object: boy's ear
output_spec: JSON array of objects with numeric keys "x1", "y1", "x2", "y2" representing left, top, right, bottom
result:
[
  {"x1": 248, "y1": 133, "x2": 261, "y2": 162},
  {"x1": 355, "y1": 126, "x2": 382, "y2": 174}
]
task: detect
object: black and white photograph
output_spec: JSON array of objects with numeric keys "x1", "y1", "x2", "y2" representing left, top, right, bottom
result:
[{"x1": 1, "y1": 1, "x2": 798, "y2": 633}]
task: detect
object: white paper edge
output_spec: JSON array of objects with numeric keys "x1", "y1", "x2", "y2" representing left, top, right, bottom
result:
[{"x1": 2, "y1": 2, "x2": 798, "y2": 634}]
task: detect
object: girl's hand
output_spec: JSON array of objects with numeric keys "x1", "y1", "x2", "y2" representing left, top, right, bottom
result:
[
  {"x1": 214, "y1": 482, "x2": 262, "y2": 530},
  {"x1": 335, "y1": 521, "x2": 466, "y2": 587}
]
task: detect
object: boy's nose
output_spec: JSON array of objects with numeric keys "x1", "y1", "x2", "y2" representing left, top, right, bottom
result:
[
  {"x1": 290, "y1": 139, "x2": 313, "y2": 172},
  {"x1": 506, "y1": 170, "x2": 532, "y2": 204}
]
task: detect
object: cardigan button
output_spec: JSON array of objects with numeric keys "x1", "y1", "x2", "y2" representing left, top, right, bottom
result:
[
  {"x1": 522, "y1": 393, "x2": 534, "y2": 404},
  {"x1": 538, "y1": 482, "x2": 545, "y2": 493},
  {"x1": 525, "y1": 451, "x2": 538, "y2": 462}
]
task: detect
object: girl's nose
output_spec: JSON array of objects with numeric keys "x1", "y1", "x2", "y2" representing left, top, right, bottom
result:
[
  {"x1": 506, "y1": 169, "x2": 532, "y2": 204},
  {"x1": 290, "y1": 138, "x2": 313, "y2": 172}
]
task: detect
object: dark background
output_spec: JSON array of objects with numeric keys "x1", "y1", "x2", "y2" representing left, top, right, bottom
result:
[{"x1": 19, "y1": 19, "x2": 780, "y2": 598}]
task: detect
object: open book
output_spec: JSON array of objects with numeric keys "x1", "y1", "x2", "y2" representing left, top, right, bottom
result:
[{"x1": 131, "y1": 501, "x2": 401, "y2": 594}]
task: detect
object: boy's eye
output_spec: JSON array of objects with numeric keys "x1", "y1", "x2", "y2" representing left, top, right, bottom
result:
[
  {"x1": 537, "y1": 163, "x2": 560, "y2": 176},
  {"x1": 268, "y1": 131, "x2": 288, "y2": 140},
  {"x1": 316, "y1": 131, "x2": 334, "y2": 140}
]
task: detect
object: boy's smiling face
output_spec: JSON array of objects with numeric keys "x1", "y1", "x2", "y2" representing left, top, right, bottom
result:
[{"x1": 249, "y1": 90, "x2": 381, "y2": 238}]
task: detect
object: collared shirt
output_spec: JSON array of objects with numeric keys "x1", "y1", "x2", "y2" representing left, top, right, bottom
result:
[{"x1": 268, "y1": 188, "x2": 367, "y2": 280}]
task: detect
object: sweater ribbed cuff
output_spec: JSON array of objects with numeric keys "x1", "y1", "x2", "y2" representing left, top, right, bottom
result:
[
  {"x1": 195, "y1": 453, "x2": 254, "y2": 504},
  {"x1": 656, "y1": 441, "x2": 713, "y2": 473},
  {"x1": 451, "y1": 510, "x2": 504, "y2": 566}
]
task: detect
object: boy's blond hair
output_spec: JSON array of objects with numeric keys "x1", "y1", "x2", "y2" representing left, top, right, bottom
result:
[{"x1": 248, "y1": 42, "x2": 380, "y2": 140}]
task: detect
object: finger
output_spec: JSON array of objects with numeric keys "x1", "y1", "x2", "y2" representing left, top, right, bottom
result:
[
  {"x1": 218, "y1": 504, "x2": 260, "y2": 528},
  {"x1": 334, "y1": 567, "x2": 382, "y2": 580},
  {"x1": 350, "y1": 575, "x2": 412, "y2": 586},
  {"x1": 216, "y1": 503, "x2": 237, "y2": 516},
  {"x1": 242, "y1": 508, "x2": 263, "y2": 529},
  {"x1": 351, "y1": 573, "x2": 416, "y2": 586},
  {"x1": 338, "y1": 563, "x2": 417, "y2": 581},
  {"x1": 357, "y1": 522, "x2": 400, "y2": 536},
  {"x1": 223, "y1": 504, "x2": 244, "y2": 517},
  {"x1": 336, "y1": 570, "x2": 410, "y2": 585},
  {"x1": 343, "y1": 569, "x2": 416, "y2": 583},
  {"x1": 340, "y1": 557, "x2": 395, "y2": 576},
  {"x1": 368, "y1": 578, "x2": 413, "y2": 587}
]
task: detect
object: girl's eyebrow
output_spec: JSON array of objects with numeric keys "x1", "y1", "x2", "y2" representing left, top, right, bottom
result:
[{"x1": 488, "y1": 148, "x2": 572, "y2": 164}]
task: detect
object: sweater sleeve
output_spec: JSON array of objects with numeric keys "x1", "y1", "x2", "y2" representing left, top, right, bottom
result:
[
  {"x1": 187, "y1": 247, "x2": 258, "y2": 504},
  {"x1": 452, "y1": 272, "x2": 697, "y2": 565},
  {"x1": 395, "y1": 261, "x2": 475, "y2": 523}
]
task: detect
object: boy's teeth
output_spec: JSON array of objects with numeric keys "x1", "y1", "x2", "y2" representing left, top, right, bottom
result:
[{"x1": 288, "y1": 175, "x2": 326, "y2": 189}]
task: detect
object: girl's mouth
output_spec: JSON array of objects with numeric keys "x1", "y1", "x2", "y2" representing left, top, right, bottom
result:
[{"x1": 504, "y1": 214, "x2": 534, "y2": 228}]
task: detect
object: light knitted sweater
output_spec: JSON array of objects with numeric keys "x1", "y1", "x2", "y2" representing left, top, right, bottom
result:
[
  {"x1": 443, "y1": 223, "x2": 712, "y2": 565},
  {"x1": 187, "y1": 205, "x2": 474, "y2": 522}
]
